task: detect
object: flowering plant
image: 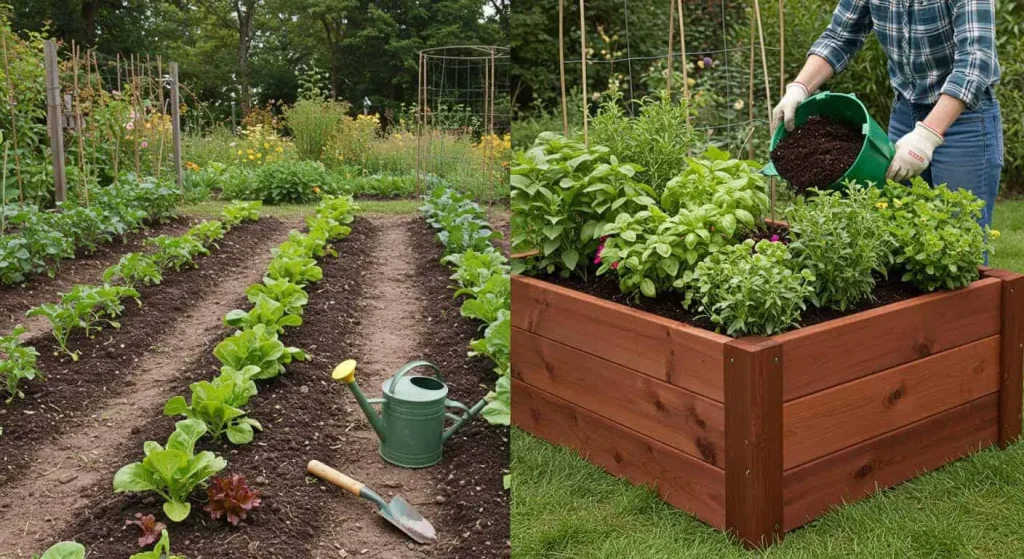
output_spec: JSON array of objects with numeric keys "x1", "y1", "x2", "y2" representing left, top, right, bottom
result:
[{"x1": 234, "y1": 124, "x2": 288, "y2": 166}]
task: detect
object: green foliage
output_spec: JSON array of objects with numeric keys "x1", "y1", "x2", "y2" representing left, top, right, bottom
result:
[
  {"x1": 420, "y1": 186, "x2": 502, "y2": 256},
  {"x1": 146, "y1": 234, "x2": 210, "y2": 271},
  {"x1": 129, "y1": 530, "x2": 185, "y2": 559},
  {"x1": 443, "y1": 248, "x2": 509, "y2": 293},
  {"x1": 246, "y1": 277, "x2": 309, "y2": 317},
  {"x1": 102, "y1": 253, "x2": 163, "y2": 289},
  {"x1": 469, "y1": 309, "x2": 511, "y2": 377},
  {"x1": 590, "y1": 95, "x2": 702, "y2": 194},
  {"x1": 36, "y1": 541, "x2": 85, "y2": 559},
  {"x1": 186, "y1": 220, "x2": 227, "y2": 248},
  {"x1": 225, "y1": 159, "x2": 335, "y2": 205},
  {"x1": 225, "y1": 294, "x2": 303, "y2": 334},
  {"x1": 459, "y1": 274, "x2": 510, "y2": 325},
  {"x1": 509, "y1": 133, "x2": 655, "y2": 277},
  {"x1": 598, "y1": 204, "x2": 747, "y2": 298},
  {"x1": 481, "y1": 374, "x2": 510, "y2": 426},
  {"x1": 0, "y1": 325, "x2": 41, "y2": 403},
  {"x1": 266, "y1": 254, "x2": 323, "y2": 285},
  {"x1": 879, "y1": 178, "x2": 990, "y2": 292},
  {"x1": 682, "y1": 240, "x2": 816, "y2": 336},
  {"x1": 285, "y1": 98, "x2": 349, "y2": 161},
  {"x1": 113, "y1": 418, "x2": 228, "y2": 522},
  {"x1": 164, "y1": 366, "x2": 263, "y2": 444},
  {"x1": 213, "y1": 324, "x2": 306, "y2": 381},
  {"x1": 659, "y1": 147, "x2": 769, "y2": 219},
  {"x1": 27, "y1": 284, "x2": 141, "y2": 360},
  {"x1": 786, "y1": 186, "x2": 892, "y2": 311},
  {"x1": 315, "y1": 194, "x2": 359, "y2": 224},
  {"x1": 221, "y1": 201, "x2": 263, "y2": 228},
  {"x1": 341, "y1": 173, "x2": 418, "y2": 198}
]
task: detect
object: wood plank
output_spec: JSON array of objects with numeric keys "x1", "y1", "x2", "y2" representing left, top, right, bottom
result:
[
  {"x1": 512, "y1": 379, "x2": 726, "y2": 529},
  {"x1": 775, "y1": 278, "x2": 1001, "y2": 401},
  {"x1": 512, "y1": 275, "x2": 728, "y2": 401},
  {"x1": 724, "y1": 337, "x2": 783, "y2": 549},
  {"x1": 983, "y1": 269, "x2": 1024, "y2": 447},
  {"x1": 512, "y1": 327, "x2": 725, "y2": 466},
  {"x1": 783, "y1": 394, "x2": 998, "y2": 531},
  {"x1": 783, "y1": 335, "x2": 1001, "y2": 470}
]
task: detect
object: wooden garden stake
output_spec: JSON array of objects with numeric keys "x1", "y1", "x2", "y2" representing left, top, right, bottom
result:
[
  {"x1": 748, "y1": 14, "x2": 756, "y2": 160},
  {"x1": 158, "y1": 56, "x2": 164, "y2": 113},
  {"x1": 675, "y1": 0, "x2": 689, "y2": 102},
  {"x1": 44, "y1": 40, "x2": 67, "y2": 203},
  {"x1": 666, "y1": 0, "x2": 674, "y2": 98},
  {"x1": 2, "y1": 33, "x2": 24, "y2": 205},
  {"x1": 753, "y1": 0, "x2": 775, "y2": 219},
  {"x1": 73, "y1": 41, "x2": 89, "y2": 205},
  {"x1": 579, "y1": 0, "x2": 588, "y2": 145},
  {"x1": 779, "y1": 0, "x2": 786, "y2": 97},
  {"x1": 558, "y1": 0, "x2": 568, "y2": 135},
  {"x1": 1, "y1": 144, "x2": 8, "y2": 229},
  {"x1": 116, "y1": 52, "x2": 122, "y2": 93},
  {"x1": 170, "y1": 62, "x2": 182, "y2": 192}
]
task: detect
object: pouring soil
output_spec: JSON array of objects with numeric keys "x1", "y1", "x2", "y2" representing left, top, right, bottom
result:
[{"x1": 771, "y1": 116, "x2": 864, "y2": 193}]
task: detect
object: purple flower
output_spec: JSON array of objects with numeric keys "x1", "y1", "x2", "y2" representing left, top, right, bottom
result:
[
  {"x1": 770, "y1": 234, "x2": 780, "y2": 243},
  {"x1": 140, "y1": 140, "x2": 149, "y2": 149},
  {"x1": 703, "y1": 56, "x2": 713, "y2": 68}
]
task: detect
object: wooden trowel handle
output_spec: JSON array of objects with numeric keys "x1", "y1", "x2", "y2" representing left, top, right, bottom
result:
[{"x1": 308, "y1": 460, "x2": 364, "y2": 497}]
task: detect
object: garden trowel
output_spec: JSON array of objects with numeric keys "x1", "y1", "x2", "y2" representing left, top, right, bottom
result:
[{"x1": 307, "y1": 459, "x2": 437, "y2": 544}]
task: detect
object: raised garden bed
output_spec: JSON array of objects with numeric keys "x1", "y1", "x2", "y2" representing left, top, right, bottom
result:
[{"x1": 510, "y1": 267, "x2": 1024, "y2": 548}]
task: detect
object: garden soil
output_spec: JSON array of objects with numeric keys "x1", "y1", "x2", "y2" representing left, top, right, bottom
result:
[
  {"x1": 771, "y1": 116, "x2": 864, "y2": 192},
  {"x1": 0, "y1": 217, "x2": 295, "y2": 557},
  {"x1": 0, "y1": 216, "x2": 198, "y2": 333}
]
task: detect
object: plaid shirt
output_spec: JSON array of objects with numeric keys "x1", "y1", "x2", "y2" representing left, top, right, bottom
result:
[{"x1": 809, "y1": 0, "x2": 1000, "y2": 108}]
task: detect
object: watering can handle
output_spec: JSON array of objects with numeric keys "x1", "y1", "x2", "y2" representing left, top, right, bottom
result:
[
  {"x1": 387, "y1": 360, "x2": 444, "y2": 397},
  {"x1": 444, "y1": 399, "x2": 471, "y2": 422}
]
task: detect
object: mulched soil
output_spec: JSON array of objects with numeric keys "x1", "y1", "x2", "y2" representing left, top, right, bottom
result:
[
  {"x1": 0, "y1": 218, "x2": 288, "y2": 490},
  {"x1": 0, "y1": 217, "x2": 197, "y2": 332},
  {"x1": 55, "y1": 218, "x2": 375, "y2": 557},
  {"x1": 744, "y1": 221, "x2": 791, "y2": 244},
  {"x1": 408, "y1": 220, "x2": 510, "y2": 559},
  {"x1": 771, "y1": 116, "x2": 864, "y2": 192},
  {"x1": 543, "y1": 269, "x2": 922, "y2": 334}
]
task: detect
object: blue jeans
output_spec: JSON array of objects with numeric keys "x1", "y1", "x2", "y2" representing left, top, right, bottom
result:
[{"x1": 887, "y1": 91, "x2": 1004, "y2": 231}]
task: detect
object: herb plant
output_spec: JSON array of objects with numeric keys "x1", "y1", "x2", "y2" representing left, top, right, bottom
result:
[
  {"x1": 113, "y1": 418, "x2": 228, "y2": 522},
  {"x1": 213, "y1": 324, "x2": 306, "y2": 380},
  {"x1": 0, "y1": 325, "x2": 42, "y2": 403},
  {"x1": 681, "y1": 240, "x2": 816, "y2": 336},
  {"x1": 102, "y1": 253, "x2": 163, "y2": 289},
  {"x1": 660, "y1": 147, "x2": 769, "y2": 219}
]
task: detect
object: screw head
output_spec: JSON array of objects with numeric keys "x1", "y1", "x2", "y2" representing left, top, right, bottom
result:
[
  {"x1": 773, "y1": 356, "x2": 780, "y2": 363},
  {"x1": 729, "y1": 357, "x2": 735, "y2": 364}
]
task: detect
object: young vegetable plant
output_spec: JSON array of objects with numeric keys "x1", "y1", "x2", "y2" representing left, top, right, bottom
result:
[
  {"x1": 443, "y1": 247, "x2": 509, "y2": 293},
  {"x1": 129, "y1": 530, "x2": 185, "y2": 559},
  {"x1": 113, "y1": 418, "x2": 228, "y2": 522},
  {"x1": 660, "y1": 147, "x2": 769, "y2": 219},
  {"x1": 469, "y1": 310, "x2": 510, "y2": 377},
  {"x1": 164, "y1": 366, "x2": 262, "y2": 444},
  {"x1": 25, "y1": 303, "x2": 79, "y2": 360},
  {"x1": 266, "y1": 254, "x2": 323, "y2": 286},
  {"x1": 221, "y1": 200, "x2": 262, "y2": 228},
  {"x1": 36, "y1": 541, "x2": 85, "y2": 559},
  {"x1": 102, "y1": 253, "x2": 163, "y2": 289},
  {"x1": 245, "y1": 277, "x2": 309, "y2": 316},
  {"x1": 224, "y1": 294, "x2": 303, "y2": 334},
  {"x1": 213, "y1": 324, "x2": 306, "y2": 380},
  {"x1": 186, "y1": 220, "x2": 226, "y2": 248},
  {"x1": 458, "y1": 274, "x2": 510, "y2": 325},
  {"x1": 0, "y1": 325, "x2": 42, "y2": 402},
  {"x1": 681, "y1": 239, "x2": 815, "y2": 336},
  {"x1": 204, "y1": 474, "x2": 262, "y2": 526},
  {"x1": 147, "y1": 234, "x2": 210, "y2": 271},
  {"x1": 125, "y1": 513, "x2": 167, "y2": 548}
]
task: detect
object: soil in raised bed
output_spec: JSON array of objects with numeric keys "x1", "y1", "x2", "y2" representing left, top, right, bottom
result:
[
  {"x1": 0, "y1": 218, "x2": 290, "y2": 495},
  {"x1": 543, "y1": 268, "x2": 922, "y2": 333},
  {"x1": 743, "y1": 221, "x2": 791, "y2": 244},
  {"x1": 771, "y1": 116, "x2": 863, "y2": 192},
  {"x1": 409, "y1": 219, "x2": 510, "y2": 559},
  {"x1": 0, "y1": 216, "x2": 197, "y2": 332}
]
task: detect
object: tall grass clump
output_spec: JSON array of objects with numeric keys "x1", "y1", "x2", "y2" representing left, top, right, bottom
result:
[{"x1": 285, "y1": 99, "x2": 349, "y2": 161}]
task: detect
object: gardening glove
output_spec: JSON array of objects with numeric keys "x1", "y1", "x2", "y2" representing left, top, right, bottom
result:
[
  {"x1": 771, "y1": 82, "x2": 809, "y2": 133},
  {"x1": 886, "y1": 122, "x2": 943, "y2": 182}
]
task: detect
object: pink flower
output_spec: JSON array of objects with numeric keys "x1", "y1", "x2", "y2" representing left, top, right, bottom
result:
[
  {"x1": 770, "y1": 234, "x2": 780, "y2": 242},
  {"x1": 594, "y1": 243, "x2": 605, "y2": 265},
  {"x1": 140, "y1": 140, "x2": 149, "y2": 149},
  {"x1": 611, "y1": 261, "x2": 619, "y2": 270},
  {"x1": 125, "y1": 121, "x2": 134, "y2": 130}
]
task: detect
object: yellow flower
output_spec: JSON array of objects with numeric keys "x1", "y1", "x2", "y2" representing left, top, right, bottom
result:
[
  {"x1": 276, "y1": 146, "x2": 284, "y2": 153},
  {"x1": 264, "y1": 142, "x2": 270, "y2": 149},
  {"x1": 248, "y1": 155, "x2": 255, "y2": 160},
  {"x1": 237, "y1": 150, "x2": 243, "y2": 156},
  {"x1": 893, "y1": 199, "x2": 903, "y2": 208},
  {"x1": 255, "y1": 152, "x2": 262, "y2": 158},
  {"x1": 247, "y1": 149, "x2": 254, "y2": 154},
  {"x1": 991, "y1": 229, "x2": 1001, "y2": 239},
  {"x1": 313, "y1": 187, "x2": 321, "y2": 194},
  {"x1": 875, "y1": 201, "x2": 888, "y2": 209}
]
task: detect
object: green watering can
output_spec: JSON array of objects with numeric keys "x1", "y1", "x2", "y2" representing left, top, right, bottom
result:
[
  {"x1": 333, "y1": 359, "x2": 488, "y2": 469},
  {"x1": 764, "y1": 91, "x2": 896, "y2": 188}
]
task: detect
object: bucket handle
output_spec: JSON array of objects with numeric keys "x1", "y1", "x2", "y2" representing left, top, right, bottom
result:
[{"x1": 387, "y1": 360, "x2": 444, "y2": 397}]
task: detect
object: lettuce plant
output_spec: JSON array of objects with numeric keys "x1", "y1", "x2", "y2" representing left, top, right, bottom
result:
[
  {"x1": 147, "y1": 234, "x2": 210, "y2": 271},
  {"x1": 186, "y1": 220, "x2": 226, "y2": 248},
  {"x1": 315, "y1": 194, "x2": 359, "y2": 224},
  {"x1": 459, "y1": 275, "x2": 510, "y2": 325},
  {"x1": 266, "y1": 254, "x2": 323, "y2": 286},
  {"x1": 113, "y1": 418, "x2": 228, "y2": 522},
  {"x1": 125, "y1": 513, "x2": 166, "y2": 548},
  {"x1": 443, "y1": 247, "x2": 509, "y2": 293},
  {"x1": 225, "y1": 293, "x2": 303, "y2": 334},
  {"x1": 470, "y1": 310, "x2": 510, "y2": 377},
  {"x1": 102, "y1": 253, "x2": 163, "y2": 289},
  {"x1": 213, "y1": 324, "x2": 306, "y2": 380},
  {"x1": 36, "y1": 542, "x2": 85, "y2": 559},
  {"x1": 245, "y1": 277, "x2": 309, "y2": 316},
  {"x1": 481, "y1": 375, "x2": 510, "y2": 426},
  {"x1": 204, "y1": 474, "x2": 262, "y2": 525},
  {"x1": 879, "y1": 178, "x2": 990, "y2": 292},
  {"x1": 221, "y1": 200, "x2": 262, "y2": 228},
  {"x1": 0, "y1": 325, "x2": 42, "y2": 403},
  {"x1": 129, "y1": 530, "x2": 185, "y2": 559},
  {"x1": 682, "y1": 240, "x2": 815, "y2": 336},
  {"x1": 164, "y1": 367, "x2": 262, "y2": 444}
]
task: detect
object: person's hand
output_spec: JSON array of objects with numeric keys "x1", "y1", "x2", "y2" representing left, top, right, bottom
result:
[
  {"x1": 771, "y1": 83, "x2": 809, "y2": 133},
  {"x1": 886, "y1": 122, "x2": 943, "y2": 182}
]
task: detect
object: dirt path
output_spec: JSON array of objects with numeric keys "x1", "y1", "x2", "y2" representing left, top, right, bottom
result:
[
  {"x1": 0, "y1": 219, "x2": 294, "y2": 557},
  {"x1": 309, "y1": 215, "x2": 440, "y2": 559}
]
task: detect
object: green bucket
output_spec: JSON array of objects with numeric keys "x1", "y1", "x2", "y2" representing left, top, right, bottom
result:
[{"x1": 764, "y1": 91, "x2": 896, "y2": 189}]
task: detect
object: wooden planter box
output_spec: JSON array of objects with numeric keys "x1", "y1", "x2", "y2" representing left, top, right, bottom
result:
[{"x1": 511, "y1": 268, "x2": 1024, "y2": 548}]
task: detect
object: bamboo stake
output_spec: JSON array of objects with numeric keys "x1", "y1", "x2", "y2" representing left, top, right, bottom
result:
[
  {"x1": 116, "y1": 52, "x2": 122, "y2": 93},
  {"x1": 131, "y1": 54, "x2": 141, "y2": 176},
  {"x1": 1, "y1": 145, "x2": 8, "y2": 230},
  {"x1": 73, "y1": 41, "x2": 88, "y2": 205},
  {"x1": 779, "y1": 0, "x2": 785, "y2": 97},
  {"x1": 675, "y1": 0, "x2": 689, "y2": 102},
  {"x1": 666, "y1": 0, "x2": 674, "y2": 98},
  {"x1": 44, "y1": 40, "x2": 67, "y2": 203},
  {"x1": 157, "y1": 56, "x2": 164, "y2": 113},
  {"x1": 753, "y1": 0, "x2": 775, "y2": 219},
  {"x1": 490, "y1": 46, "x2": 496, "y2": 135},
  {"x1": 748, "y1": 8, "x2": 755, "y2": 160},
  {"x1": 170, "y1": 62, "x2": 182, "y2": 191},
  {"x1": 416, "y1": 51, "x2": 422, "y2": 195},
  {"x1": 559, "y1": 0, "x2": 568, "y2": 135},
  {"x1": 579, "y1": 0, "x2": 588, "y2": 145},
  {"x1": 2, "y1": 33, "x2": 23, "y2": 205}
]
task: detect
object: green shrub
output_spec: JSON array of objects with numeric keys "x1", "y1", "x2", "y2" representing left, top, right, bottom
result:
[
  {"x1": 285, "y1": 98, "x2": 349, "y2": 161},
  {"x1": 227, "y1": 160, "x2": 334, "y2": 205},
  {"x1": 786, "y1": 186, "x2": 891, "y2": 311}
]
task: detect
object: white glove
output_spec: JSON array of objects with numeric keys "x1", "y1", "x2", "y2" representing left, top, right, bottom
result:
[
  {"x1": 771, "y1": 83, "x2": 809, "y2": 133},
  {"x1": 887, "y1": 122, "x2": 944, "y2": 182}
]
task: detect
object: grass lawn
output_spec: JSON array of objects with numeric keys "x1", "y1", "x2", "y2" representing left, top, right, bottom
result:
[
  {"x1": 511, "y1": 198, "x2": 1024, "y2": 558},
  {"x1": 180, "y1": 198, "x2": 421, "y2": 219}
]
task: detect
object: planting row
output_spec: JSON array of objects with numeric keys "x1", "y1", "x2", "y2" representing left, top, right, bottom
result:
[
  {"x1": 35, "y1": 195, "x2": 360, "y2": 556},
  {"x1": 420, "y1": 187, "x2": 510, "y2": 425},
  {"x1": 0, "y1": 176, "x2": 180, "y2": 285},
  {"x1": 512, "y1": 134, "x2": 994, "y2": 336},
  {"x1": 0, "y1": 201, "x2": 262, "y2": 407}
]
